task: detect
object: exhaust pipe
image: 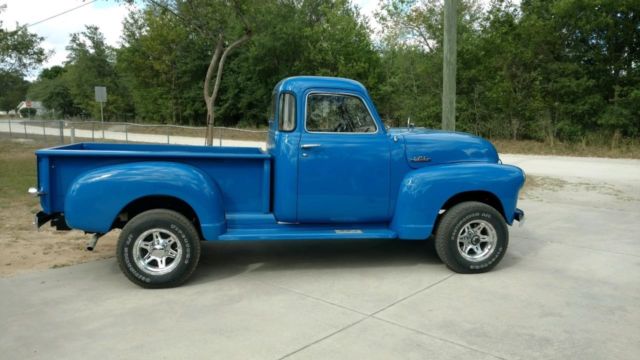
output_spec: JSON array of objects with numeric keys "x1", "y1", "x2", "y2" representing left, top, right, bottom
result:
[{"x1": 86, "y1": 233, "x2": 103, "y2": 251}]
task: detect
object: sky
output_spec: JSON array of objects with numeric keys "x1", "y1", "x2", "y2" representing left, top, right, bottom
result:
[{"x1": 2, "y1": 0, "x2": 135, "y2": 74}]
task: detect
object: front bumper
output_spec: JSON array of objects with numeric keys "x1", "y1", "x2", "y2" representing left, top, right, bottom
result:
[{"x1": 514, "y1": 208, "x2": 525, "y2": 226}]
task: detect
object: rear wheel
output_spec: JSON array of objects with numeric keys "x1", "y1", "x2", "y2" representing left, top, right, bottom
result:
[
  {"x1": 435, "y1": 201, "x2": 508, "y2": 273},
  {"x1": 117, "y1": 209, "x2": 201, "y2": 288}
]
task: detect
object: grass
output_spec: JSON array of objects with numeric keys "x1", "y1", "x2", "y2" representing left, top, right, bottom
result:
[
  {"x1": 493, "y1": 138, "x2": 640, "y2": 159},
  {"x1": 0, "y1": 137, "x2": 39, "y2": 201}
]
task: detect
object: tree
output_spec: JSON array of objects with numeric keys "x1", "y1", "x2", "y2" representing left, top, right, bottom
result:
[
  {"x1": 118, "y1": 6, "x2": 204, "y2": 123},
  {"x1": 0, "y1": 5, "x2": 47, "y2": 112},
  {"x1": 0, "y1": 25, "x2": 48, "y2": 76},
  {"x1": 217, "y1": 0, "x2": 381, "y2": 127},
  {"x1": 375, "y1": 0, "x2": 482, "y2": 130},
  {"x1": 178, "y1": 0, "x2": 254, "y2": 145},
  {"x1": 0, "y1": 70, "x2": 28, "y2": 112},
  {"x1": 116, "y1": 0, "x2": 379, "y2": 131},
  {"x1": 28, "y1": 66, "x2": 76, "y2": 118},
  {"x1": 63, "y1": 26, "x2": 132, "y2": 120},
  {"x1": 19, "y1": 107, "x2": 36, "y2": 118}
]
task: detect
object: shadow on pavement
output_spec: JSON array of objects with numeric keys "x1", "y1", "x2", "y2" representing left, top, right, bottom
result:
[{"x1": 192, "y1": 239, "x2": 442, "y2": 283}]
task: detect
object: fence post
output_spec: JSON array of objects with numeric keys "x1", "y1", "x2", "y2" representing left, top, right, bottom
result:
[
  {"x1": 167, "y1": 127, "x2": 170, "y2": 144},
  {"x1": 42, "y1": 120, "x2": 46, "y2": 144},
  {"x1": 92, "y1": 122, "x2": 95, "y2": 141},
  {"x1": 59, "y1": 120, "x2": 64, "y2": 144},
  {"x1": 8, "y1": 119, "x2": 12, "y2": 137},
  {"x1": 219, "y1": 128, "x2": 222, "y2": 146},
  {"x1": 24, "y1": 121, "x2": 27, "y2": 138},
  {"x1": 125, "y1": 124, "x2": 128, "y2": 143},
  {"x1": 71, "y1": 125, "x2": 75, "y2": 143}
]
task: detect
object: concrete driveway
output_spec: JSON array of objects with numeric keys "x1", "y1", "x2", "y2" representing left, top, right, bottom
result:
[{"x1": 1, "y1": 155, "x2": 639, "y2": 360}]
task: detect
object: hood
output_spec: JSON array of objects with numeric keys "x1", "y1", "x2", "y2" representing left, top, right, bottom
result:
[{"x1": 389, "y1": 128, "x2": 499, "y2": 168}]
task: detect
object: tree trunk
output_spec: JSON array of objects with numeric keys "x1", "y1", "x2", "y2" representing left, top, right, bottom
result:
[
  {"x1": 203, "y1": 35, "x2": 224, "y2": 146},
  {"x1": 204, "y1": 32, "x2": 251, "y2": 146}
]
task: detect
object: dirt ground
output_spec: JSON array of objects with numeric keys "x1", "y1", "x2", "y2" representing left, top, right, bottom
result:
[
  {"x1": 0, "y1": 202, "x2": 118, "y2": 277},
  {"x1": 0, "y1": 138, "x2": 117, "y2": 277}
]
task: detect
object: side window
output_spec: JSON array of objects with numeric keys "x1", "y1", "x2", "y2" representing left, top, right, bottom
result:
[
  {"x1": 306, "y1": 94, "x2": 377, "y2": 133},
  {"x1": 278, "y1": 93, "x2": 296, "y2": 132}
]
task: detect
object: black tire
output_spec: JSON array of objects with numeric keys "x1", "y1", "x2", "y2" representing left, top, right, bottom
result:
[
  {"x1": 117, "y1": 209, "x2": 201, "y2": 288},
  {"x1": 434, "y1": 201, "x2": 508, "y2": 274}
]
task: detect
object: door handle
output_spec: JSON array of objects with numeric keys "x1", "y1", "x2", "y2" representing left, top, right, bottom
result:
[{"x1": 301, "y1": 144, "x2": 321, "y2": 149}]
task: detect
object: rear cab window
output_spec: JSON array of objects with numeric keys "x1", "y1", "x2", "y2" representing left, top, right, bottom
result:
[{"x1": 278, "y1": 93, "x2": 296, "y2": 132}]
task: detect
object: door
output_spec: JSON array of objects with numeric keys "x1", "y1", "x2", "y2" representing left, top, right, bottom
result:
[{"x1": 297, "y1": 92, "x2": 390, "y2": 223}]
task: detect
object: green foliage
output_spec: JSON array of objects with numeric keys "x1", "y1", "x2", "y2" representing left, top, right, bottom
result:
[
  {"x1": 29, "y1": 26, "x2": 133, "y2": 120},
  {"x1": 217, "y1": 0, "x2": 381, "y2": 126},
  {"x1": 0, "y1": 24, "x2": 48, "y2": 75},
  {"x1": 20, "y1": 0, "x2": 640, "y2": 143},
  {"x1": 28, "y1": 66, "x2": 75, "y2": 118},
  {"x1": 376, "y1": 0, "x2": 640, "y2": 141},
  {"x1": 0, "y1": 7, "x2": 47, "y2": 113},
  {"x1": 19, "y1": 107, "x2": 36, "y2": 117},
  {"x1": 117, "y1": 6, "x2": 206, "y2": 124},
  {"x1": 63, "y1": 26, "x2": 132, "y2": 119},
  {"x1": 0, "y1": 71, "x2": 28, "y2": 112}
]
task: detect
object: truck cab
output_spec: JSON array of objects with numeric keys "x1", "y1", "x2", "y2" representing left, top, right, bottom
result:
[
  {"x1": 267, "y1": 77, "x2": 392, "y2": 224},
  {"x1": 32, "y1": 76, "x2": 525, "y2": 288}
]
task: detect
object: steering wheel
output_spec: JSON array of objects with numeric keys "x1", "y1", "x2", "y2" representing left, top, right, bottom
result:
[
  {"x1": 333, "y1": 120, "x2": 354, "y2": 132},
  {"x1": 355, "y1": 125, "x2": 376, "y2": 133}
]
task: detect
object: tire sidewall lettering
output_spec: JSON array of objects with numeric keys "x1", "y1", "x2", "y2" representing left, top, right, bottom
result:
[
  {"x1": 123, "y1": 232, "x2": 151, "y2": 283},
  {"x1": 124, "y1": 220, "x2": 191, "y2": 283}
]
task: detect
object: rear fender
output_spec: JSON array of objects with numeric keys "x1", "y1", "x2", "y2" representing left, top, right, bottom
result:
[
  {"x1": 390, "y1": 163, "x2": 525, "y2": 239},
  {"x1": 64, "y1": 161, "x2": 225, "y2": 240}
]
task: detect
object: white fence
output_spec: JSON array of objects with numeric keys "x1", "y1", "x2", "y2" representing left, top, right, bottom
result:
[{"x1": 0, "y1": 119, "x2": 267, "y2": 148}]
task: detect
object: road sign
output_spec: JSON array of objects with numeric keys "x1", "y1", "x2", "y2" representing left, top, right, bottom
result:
[{"x1": 95, "y1": 86, "x2": 107, "y2": 103}]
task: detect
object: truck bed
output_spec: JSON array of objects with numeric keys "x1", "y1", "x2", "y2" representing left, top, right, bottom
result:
[{"x1": 35, "y1": 143, "x2": 272, "y2": 216}]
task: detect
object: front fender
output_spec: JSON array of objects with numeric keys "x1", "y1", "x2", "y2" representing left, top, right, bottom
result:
[
  {"x1": 64, "y1": 161, "x2": 225, "y2": 239},
  {"x1": 390, "y1": 163, "x2": 525, "y2": 239}
]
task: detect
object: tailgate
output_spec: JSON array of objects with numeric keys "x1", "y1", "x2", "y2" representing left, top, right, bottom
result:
[{"x1": 34, "y1": 144, "x2": 83, "y2": 214}]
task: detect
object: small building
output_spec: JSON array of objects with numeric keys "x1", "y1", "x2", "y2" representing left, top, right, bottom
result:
[{"x1": 16, "y1": 100, "x2": 48, "y2": 118}]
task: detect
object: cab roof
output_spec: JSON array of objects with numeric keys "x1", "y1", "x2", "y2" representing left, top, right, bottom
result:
[{"x1": 275, "y1": 76, "x2": 368, "y2": 95}]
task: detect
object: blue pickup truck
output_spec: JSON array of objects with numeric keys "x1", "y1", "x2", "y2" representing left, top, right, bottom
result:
[{"x1": 31, "y1": 76, "x2": 524, "y2": 288}]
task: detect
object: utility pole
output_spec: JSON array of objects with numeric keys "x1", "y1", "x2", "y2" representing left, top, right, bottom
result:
[
  {"x1": 95, "y1": 86, "x2": 107, "y2": 139},
  {"x1": 442, "y1": 0, "x2": 457, "y2": 131},
  {"x1": 100, "y1": 101, "x2": 104, "y2": 139}
]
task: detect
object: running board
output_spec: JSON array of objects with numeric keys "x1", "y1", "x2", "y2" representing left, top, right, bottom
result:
[{"x1": 217, "y1": 226, "x2": 397, "y2": 241}]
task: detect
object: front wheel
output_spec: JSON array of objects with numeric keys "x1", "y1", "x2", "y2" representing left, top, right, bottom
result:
[
  {"x1": 117, "y1": 209, "x2": 201, "y2": 288},
  {"x1": 434, "y1": 201, "x2": 508, "y2": 273}
]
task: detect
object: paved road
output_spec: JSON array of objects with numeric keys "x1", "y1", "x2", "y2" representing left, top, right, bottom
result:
[
  {"x1": 0, "y1": 120, "x2": 264, "y2": 148},
  {"x1": 1, "y1": 195, "x2": 638, "y2": 359},
  {"x1": 1, "y1": 123, "x2": 639, "y2": 359}
]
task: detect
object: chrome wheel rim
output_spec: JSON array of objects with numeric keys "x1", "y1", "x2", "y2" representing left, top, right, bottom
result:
[
  {"x1": 133, "y1": 228, "x2": 182, "y2": 275},
  {"x1": 456, "y1": 220, "x2": 497, "y2": 262}
]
